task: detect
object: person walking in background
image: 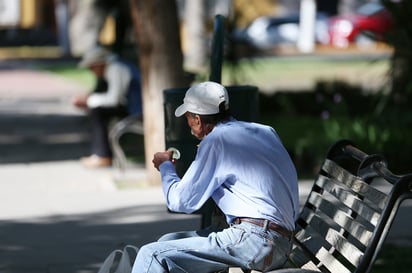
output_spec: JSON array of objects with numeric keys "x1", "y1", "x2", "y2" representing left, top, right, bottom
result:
[
  {"x1": 72, "y1": 46, "x2": 142, "y2": 168},
  {"x1": 130, "y1": 81, "x2": 299, "y2": 272}
]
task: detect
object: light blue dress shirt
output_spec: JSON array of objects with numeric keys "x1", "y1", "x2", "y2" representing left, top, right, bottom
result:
[{"x1": 159, "y1": 119, "x2": 299, "y2": 231}]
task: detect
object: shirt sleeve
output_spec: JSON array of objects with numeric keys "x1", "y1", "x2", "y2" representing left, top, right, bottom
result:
[
  {"x1": 87, "y1": 62, "x2": 131, "y2": 108},
  {"x1": 159, "y1": 137, "x2": 223, "y2": 213}
]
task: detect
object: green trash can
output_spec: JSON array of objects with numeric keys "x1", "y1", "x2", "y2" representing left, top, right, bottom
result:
[{"x1": 163, "y1": 85, "x2": 259, "y2": 227}]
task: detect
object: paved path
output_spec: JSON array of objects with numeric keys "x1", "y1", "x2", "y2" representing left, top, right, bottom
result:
[
  {"x1": 0, "y1": 61, "x2": 411, "y2": 273},
  {"x1": 0, "y1": 69, "x2": 85, "y2": 100}
]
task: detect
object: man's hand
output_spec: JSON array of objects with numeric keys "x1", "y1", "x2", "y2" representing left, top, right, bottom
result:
[
  {"x1": 71, "y1": 95, "x2": 89, "y2": 110},
  {"x1": 152, "y1": 150, "x2": 174, "y2": 171}
]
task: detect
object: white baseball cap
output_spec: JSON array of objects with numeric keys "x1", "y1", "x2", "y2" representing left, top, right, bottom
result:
[
  {"x1": 175, "y1": 81, "x2": 230, "y2": 117},
  {"x1": 78, "y1": 46, "x2": 111, "y2": 68}
]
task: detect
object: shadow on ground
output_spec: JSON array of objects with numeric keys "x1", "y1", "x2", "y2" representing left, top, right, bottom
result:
[
  {"x1": 0, "y1": 111, "x2": 90, "y2": 164},
  {"x1": 0, "y1": 204, "x2": 201, "y2": 273},
  {"x1": 1, "y1": 203, "x2": 411, "y2": 273}
]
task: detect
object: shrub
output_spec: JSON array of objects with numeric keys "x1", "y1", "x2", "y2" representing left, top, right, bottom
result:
[{"x1": 259, "y1": 80, "x2": 412, "y2": 177}]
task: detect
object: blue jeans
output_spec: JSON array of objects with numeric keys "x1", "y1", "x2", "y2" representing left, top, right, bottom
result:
[{"x1": 131, "y1": 222, "x2": 292, "y2": 273}]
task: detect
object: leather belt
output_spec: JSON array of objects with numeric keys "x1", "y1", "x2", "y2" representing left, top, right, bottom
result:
[{"x1": 234, "y1": 217, "x2": 293, "y2": 239}]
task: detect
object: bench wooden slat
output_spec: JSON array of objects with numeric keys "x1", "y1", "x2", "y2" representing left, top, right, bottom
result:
[
  {"x1": 298, "y1": 208, "x2": 364, "y2": 267},
  {"x1": 322, "y1": 159, "x2": 388, "y2": 211},
  {"x1": 306, "y1": 190, "x2": 375, "y2": 233},
  {"x1": 316, "y1": 174, "x2": 387, "y2": 220},
  {"x1": 317, "y1": 248, "x2": 353, "y2": 273},
  {"x1": 313, "y1": 175, "x2": 381, "y2": 227},
  {"x1": 287, "y1": 247, "x2": 321, "y2": 271},
  {"x1": 300, "y1": 203, "x2": 373, "y2": 248},
  {"x1": 294, "y1": 228, "x2": 353, "y2": 273}
]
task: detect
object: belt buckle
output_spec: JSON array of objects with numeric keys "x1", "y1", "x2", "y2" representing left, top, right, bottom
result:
[{"x1": 262, "y1": 219, "x2": 269, "y2": 231}]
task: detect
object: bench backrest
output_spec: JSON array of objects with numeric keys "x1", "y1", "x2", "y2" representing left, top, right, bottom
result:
[{"x1": 288, "y1": 140, "x2": 412, "y2": 273}]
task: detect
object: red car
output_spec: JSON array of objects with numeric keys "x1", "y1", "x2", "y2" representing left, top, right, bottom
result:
[{"x1": 328, "y1": 2, "x2": 393, "y2": 48}]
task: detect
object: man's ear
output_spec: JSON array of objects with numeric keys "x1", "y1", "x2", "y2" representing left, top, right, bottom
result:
[{"x1": 194, "y1": 114, "x2": 202, "y2": 126}]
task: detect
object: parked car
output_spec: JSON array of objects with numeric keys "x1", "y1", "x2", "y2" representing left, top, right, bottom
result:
[
  {"x1": 231, "y1": 13, "x2": 330, "y2": 51},
  {"x1": 328, "y1": 2, "x2": 393, "y2": 48}
]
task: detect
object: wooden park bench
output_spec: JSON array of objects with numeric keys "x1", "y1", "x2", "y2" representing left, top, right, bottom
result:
[{"x1": 229, "y1": 139, "x2": 412, "y2": 273}]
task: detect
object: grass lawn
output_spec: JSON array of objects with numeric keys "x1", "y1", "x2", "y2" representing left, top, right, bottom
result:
[
  {"x1": 221, "y1": 56, "x2": 390, "y2": 94},
  {"x1": 50, "y1": 66, "x2": 95, "y2": 90},
  {"x1": 37, "y1": 60, "x2": 96, "y2": 91},
  {"x1": 41, "y1": 54, "x2": 390, "y2": 96}
]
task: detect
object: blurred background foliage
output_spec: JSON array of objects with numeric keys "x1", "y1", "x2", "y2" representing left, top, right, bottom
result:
[
  {"x1": 258, "y1": 79, "x2": 412, "y2": 178},
  {"x1": 221, "y1": 0, "x2": 412, "y2": 178}
]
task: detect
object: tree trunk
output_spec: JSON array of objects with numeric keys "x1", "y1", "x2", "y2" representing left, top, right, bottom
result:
[
  {"x1": 129, "y1": 0, "x2": 189, "y2": 184},
  {"x1": 183, "y1": 0, "x2": 208, "y2": 73}
]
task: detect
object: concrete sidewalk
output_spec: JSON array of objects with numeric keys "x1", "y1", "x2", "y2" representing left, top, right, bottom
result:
[{"x1": 0, "y1": 161, "x2": 149, "y2": 220}]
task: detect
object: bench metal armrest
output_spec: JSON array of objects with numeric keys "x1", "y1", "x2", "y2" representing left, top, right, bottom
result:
[{"x1": 109, "y1": 115, "x2": 144, "y2": 170}]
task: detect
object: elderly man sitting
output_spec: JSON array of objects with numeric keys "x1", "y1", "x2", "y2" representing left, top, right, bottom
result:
[{"x1": 72, "y1": 46, "x2": 142, "y2": 168}]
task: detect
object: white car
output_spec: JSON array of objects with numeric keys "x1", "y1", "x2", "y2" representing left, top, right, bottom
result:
[{"x1": 233, "y1": 13, "x2": 330, "y2": 50}]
